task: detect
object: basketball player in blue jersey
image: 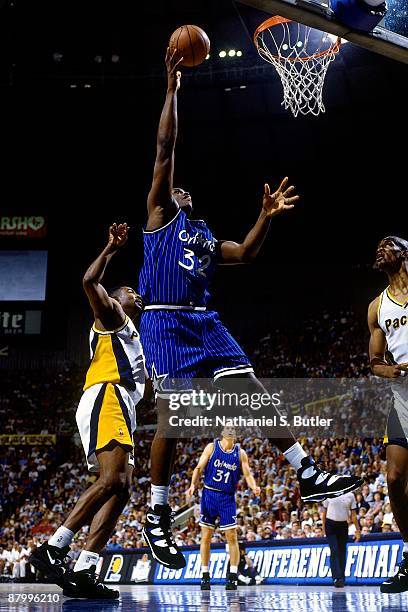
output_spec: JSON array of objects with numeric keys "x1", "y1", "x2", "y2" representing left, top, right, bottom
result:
[
  {"x1": 30, "y1": 223, "x2": 149, "y2": 599},
  {"x1": 186, "y1": 426, "x2": 260, "y2": 590},
  {"x1": 368, "y1": 236, "x2": 408, "y2": 593},
  {"x1": 140, "y1": 48, "x2": 363, "y2": 569}
]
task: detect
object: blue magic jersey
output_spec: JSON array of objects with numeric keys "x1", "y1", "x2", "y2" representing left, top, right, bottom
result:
[
  {"x1": 204, "y1": 439, "x2": 241, "y2": 495},
  {"x1": 138, "y1": 208, "x2": 218, "y2": 307}
]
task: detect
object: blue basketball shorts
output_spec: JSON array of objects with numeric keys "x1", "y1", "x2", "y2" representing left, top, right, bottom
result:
[
  {"x1": 199, "y1": 486, "x2": 237, "y2": 531},
  {"x1": 140, "y1": 309, "x2": 253, "y2": 385}
]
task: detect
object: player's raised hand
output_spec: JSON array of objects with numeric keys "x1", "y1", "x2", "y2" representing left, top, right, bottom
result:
[
  {"x1": 262, "y1": 177, "x2": 299, "y2": 218},
  {"x1": 107, "y1": 223, "x2": 129, "y2": 252},
  {"x1": 166, "y1": 47, "x2": 183, "y2": 91}
]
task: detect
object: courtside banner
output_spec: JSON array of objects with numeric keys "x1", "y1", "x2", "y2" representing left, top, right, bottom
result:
[
  {"x1": 100, "y1": 535, "x2": 403, "y2": 585},
  {"x1": 99, "y1": 551, "x2": 155, "y2": 584}
]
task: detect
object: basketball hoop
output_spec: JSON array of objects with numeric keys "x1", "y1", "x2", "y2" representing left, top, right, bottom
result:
[{"x1": 254, "y1": 17, "x2": 341, "y2": 117}]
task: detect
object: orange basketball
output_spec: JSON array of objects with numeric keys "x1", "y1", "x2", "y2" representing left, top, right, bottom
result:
[{"x1": 169, "y1": 25, "x2": 210, "y2": 68}]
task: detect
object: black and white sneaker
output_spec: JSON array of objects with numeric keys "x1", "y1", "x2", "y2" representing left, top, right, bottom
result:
[
  {"x1": 200, "y1": 572, "x2": 211, "y2": 590},
  {"x1": 142, "y1": 504, "x2": 186, "y2": 570},
  {"x1": 63, "y1": 565, "x2": 119, "y2": 599},
  {"x1": 381, "y1": 552, "x2": 408, "y2": 593},
  {"x1": 226, "y1": 572, "x2": 238, "y2": 590},
  {"x1": 28, "y1": 543, "x2": 71, "y2": 587},
  {"x1": 298, "y1": 457, "x2": 363, "y2": 502}
]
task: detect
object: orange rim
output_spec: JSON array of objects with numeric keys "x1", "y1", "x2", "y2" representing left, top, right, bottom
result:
[{"x1": 254, "y1": 16, "x2": 341, "y2": 62}]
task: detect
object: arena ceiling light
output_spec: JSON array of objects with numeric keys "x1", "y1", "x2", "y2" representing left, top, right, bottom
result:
[{"x1": 219, "y1": 50, "x2": 243, "y2": 59}]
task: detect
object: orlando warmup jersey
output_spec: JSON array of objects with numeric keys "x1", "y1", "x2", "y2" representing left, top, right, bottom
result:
[
  {"x1": 204, "y1": 439, "x2": 241, "y2": 494},
  {"x1": 139, "y1": 207, "x2": 218, "y2": 307},
  {"x1": 84, "y1": 316, "x2": 145, "y2": 393}
]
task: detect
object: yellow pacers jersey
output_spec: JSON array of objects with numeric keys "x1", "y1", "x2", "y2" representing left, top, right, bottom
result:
[{"x1": 84, "y1": 316, "x2": 145, "y2": 393}]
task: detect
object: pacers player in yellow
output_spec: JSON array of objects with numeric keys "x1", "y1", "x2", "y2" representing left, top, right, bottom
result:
[
  {"x1": 368, "y1": 236, "x2": 408, "y2": 593},
  {"x1": 30, "y1": 222, "x2": 148, "y2": 599}
]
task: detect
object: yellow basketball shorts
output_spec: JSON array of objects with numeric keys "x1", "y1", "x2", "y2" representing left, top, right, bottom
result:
[{"x1": 76, "y1": 382, "x2": 137, "y2": 472}]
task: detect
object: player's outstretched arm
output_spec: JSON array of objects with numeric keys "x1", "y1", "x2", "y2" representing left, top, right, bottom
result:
[
  {"x1": 146, "y1": 48, "x2": 184, "y2": 230},
  {"x1": 219, "y1": 178, "x2": 299, "y2": 264},
  {"x1": 368, "y1": 297, "x2": 408, "y2": 377},
  {"x1": 240, "y1": 449, "x2": 260, "y2": 496},
  {"x1": 186, "y1": 443, "x2": 214, "y2": 498},
  {"x1": 83, "y1": 223, "x2": 128, "y2": 330}
]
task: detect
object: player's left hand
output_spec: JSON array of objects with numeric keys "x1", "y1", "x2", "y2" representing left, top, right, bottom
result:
[
  {"x1": 107, "y1": 223, "x2": 129, "y2": 252},
  {"x1": 186, "y1": 485, "x2": 195, "y2": 498},
  {"x1": 262, "y1": 177, "x2": 299, "y2": 218}
]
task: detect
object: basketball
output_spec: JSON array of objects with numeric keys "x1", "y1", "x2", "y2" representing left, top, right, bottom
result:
[{"x1": 169, "y1": 25, "x2": 210, "y2": 67}]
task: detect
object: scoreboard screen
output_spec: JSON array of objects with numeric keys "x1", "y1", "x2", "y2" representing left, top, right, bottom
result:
[{"x1": 0, "y1": 251, "x2": 48, "y2": 302}]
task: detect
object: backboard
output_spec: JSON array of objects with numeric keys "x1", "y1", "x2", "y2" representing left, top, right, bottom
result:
[{"x1": 238, "y1": 0, "x2": 408, "y2": 63}]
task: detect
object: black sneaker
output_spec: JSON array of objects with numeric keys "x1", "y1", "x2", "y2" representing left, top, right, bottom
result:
[
  {"x1": 226, "y1": 572, "x2": 238, "y2": 590},
  {"x1": 142, "y1": 504, "x2": 186, "y2": 569},
  {"x1": 63, "y1": 565, "x2": 119, "y2": 599},
  {"x1": 298, "y1": 457, "x2": 363, "y2": 502},
  {"x1": 381, "y1": 552, "x2": 408, "y2": 593},
  {"x1": 201, "y1": 572, "x2": 211, "y2": 590},
  {"x1": 334, "y1": 578, "x2": 345, "y2": 588},
  {"x1": 28, "y1": 543, "x2": 70, "y2": 587}
]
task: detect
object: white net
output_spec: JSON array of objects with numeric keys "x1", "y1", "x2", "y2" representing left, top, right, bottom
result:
[{"x1": 255, "y1": 19, "x2": 341, "y2": 117}]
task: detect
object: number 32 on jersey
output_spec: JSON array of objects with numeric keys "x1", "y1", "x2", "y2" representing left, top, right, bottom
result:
[{"x1": 179, "y1": 248, "x2": 212, "y2": 277}]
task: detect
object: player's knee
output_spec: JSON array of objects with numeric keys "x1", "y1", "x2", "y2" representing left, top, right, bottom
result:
[
  {"x1": 201, "y1": 529, "x2": 213, "y2": 542},
  {"x1": 99, "y1": 472, "x2": 129, "y2": 499},
  {"x1": 225, "y1": 529, "x2": 238, "y2": 543},
  {"x1": 216, "y1": 372, "x2": 266, "y2": 395}
]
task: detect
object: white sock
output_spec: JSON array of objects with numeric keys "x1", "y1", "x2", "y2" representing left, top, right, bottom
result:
[
  {"x1": 151, "y1": 484, "x2": 169, "y2": 509},
  {"x1": 230, "y1": 565, "x2": 238, "y2": 574},
  {"x1": 202, "y1": 566, "x2": 209, "y2": 574},
  {"x1": 283, "y1": 443, "x2": 308, "y2": 471},
  {"x1": 403, "y1": 542, "x2": 408, "y2": 554},
  {"x1": 48, "y1": 526, "x2": 74, "y2": 549},
  {"x1": 74, "y1": 550, "x2": 100, "y2": 572}
]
